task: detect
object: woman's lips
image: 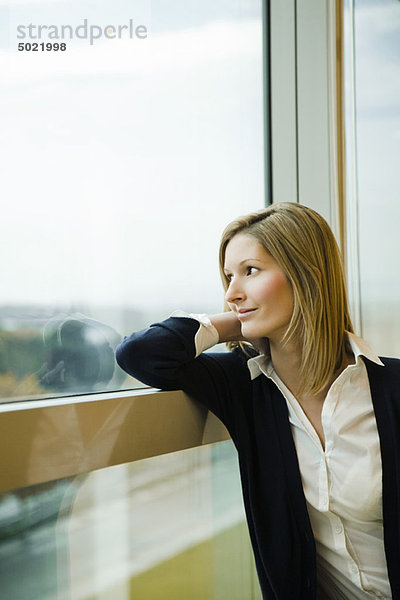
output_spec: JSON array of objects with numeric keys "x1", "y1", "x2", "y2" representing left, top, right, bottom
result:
[{"x1": 237, "y1": 308, "x2": 257, "y2": 319}]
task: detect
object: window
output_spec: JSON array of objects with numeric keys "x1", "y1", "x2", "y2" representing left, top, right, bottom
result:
[
  {"x1": 0, "y1": 443, "x2": 261, "y2": 600},
  {"x1": 0, "y1": 0, "x2": 266, "y2": 401},
  {"x1": 344, "y1": 0, "x2": 400, "y2": 356},
  {"x1": 1, "y1": 2, "x2": 268, "y2": 596}
]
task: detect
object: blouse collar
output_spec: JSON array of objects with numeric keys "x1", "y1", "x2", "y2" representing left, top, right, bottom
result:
[{"x1": 247, "y1": 331, "x2": 385, "y2": 381}]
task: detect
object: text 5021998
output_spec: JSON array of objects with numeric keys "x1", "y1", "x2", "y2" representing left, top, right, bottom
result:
[{"x1": 18, "y1": 42, "x2": 67, "y2": 51}]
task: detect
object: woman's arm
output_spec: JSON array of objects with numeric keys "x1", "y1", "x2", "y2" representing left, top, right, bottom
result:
[{"x1": 115, "y1": 315, "x2": 251, "y2": 432}]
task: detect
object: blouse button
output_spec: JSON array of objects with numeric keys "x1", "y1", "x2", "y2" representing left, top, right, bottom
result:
[{"x1": 334, "y1": 524, "x2": 343, "y2": 534}]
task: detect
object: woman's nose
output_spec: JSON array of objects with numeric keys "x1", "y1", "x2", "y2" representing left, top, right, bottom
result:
[{"x1": 225, "y1": 279, "x2": 245, "y2": 304}]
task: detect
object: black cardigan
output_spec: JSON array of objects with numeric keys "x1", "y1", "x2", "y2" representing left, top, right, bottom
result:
[{"x1": 116, "y1": 316, "x2": 400, "y2": 599}]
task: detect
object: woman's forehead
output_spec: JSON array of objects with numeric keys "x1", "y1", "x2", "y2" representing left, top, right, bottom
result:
[{"x1": 224, "y1": 234, "x2": 272, "y2": 267}]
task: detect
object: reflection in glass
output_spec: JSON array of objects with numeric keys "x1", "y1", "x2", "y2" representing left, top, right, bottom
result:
[
  {"x1": 0, "y1": 312, "x2": 124, "y2": 401},
  {"x1": 0, "y1": 442, "x2": 261, "y2": 600},
  {"x1": 0, "y1": 478, "x2": 78, "y2": 600}
]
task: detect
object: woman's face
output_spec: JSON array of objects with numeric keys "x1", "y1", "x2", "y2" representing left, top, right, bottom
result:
[{"x1": 223, "y1": 233, "x2": 294, "y2": 344}]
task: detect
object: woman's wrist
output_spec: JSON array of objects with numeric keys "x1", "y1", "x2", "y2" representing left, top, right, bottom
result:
[{"x1": 209, "y1": 311, "x2": 242, "y2": 343}]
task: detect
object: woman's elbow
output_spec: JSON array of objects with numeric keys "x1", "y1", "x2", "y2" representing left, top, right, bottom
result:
[{"x1": 115, "y1": 336, "x2": 139, "y2": 375}]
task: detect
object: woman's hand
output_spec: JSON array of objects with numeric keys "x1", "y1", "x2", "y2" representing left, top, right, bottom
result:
[
  {"x1": 209, "y1": 312, "x2": 269, "y2": 354},
  {"x1": 209, "y1": 311, "x2": 243, "y2": 343}
]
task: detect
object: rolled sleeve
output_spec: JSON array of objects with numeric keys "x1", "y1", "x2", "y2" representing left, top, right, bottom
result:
[{"x1": 170, "y1": 311, "x2": 219, "y2": 356}]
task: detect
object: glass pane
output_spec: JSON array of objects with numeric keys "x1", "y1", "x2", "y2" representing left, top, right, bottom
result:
[
  {"x1": 0, "y1": 442, "x2": 261, "y2": 599},
  {"x1": 344, "y1": 0, "x2": 400, "y2": 355},
  {"x1": 0, "y1": 0, "x2": 266, "y2": 401}
]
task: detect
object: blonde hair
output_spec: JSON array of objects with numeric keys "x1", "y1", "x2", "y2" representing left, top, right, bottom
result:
[{"x1": 219, "y1": 202, "x2": 354, "y2": 395}]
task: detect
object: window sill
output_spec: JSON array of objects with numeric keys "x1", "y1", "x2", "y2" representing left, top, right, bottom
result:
[{"x1": 0, "y1": 389, "x2": 230, "y2": 493}]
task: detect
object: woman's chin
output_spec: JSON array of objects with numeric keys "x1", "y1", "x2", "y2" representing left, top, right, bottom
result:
[{"x1": 241, "y1": 324, "x2": 265, "y2": 340}]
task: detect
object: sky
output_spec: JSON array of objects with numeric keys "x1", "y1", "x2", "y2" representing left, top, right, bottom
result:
[{"x1": 0, "y1": 0, "x2": 264, "y2": 316}]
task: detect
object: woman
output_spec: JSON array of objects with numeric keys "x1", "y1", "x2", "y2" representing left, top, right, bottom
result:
[{"x1": 116, "y1": 202, "x2": 400, "y2": 599}]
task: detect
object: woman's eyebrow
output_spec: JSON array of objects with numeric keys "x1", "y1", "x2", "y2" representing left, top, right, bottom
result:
[
  {"x1": 238, "y1": 258, "x2": 263, "y2": 265},
  {"x1": 223, "y1": 258, "x2": 264, "y2": 272}
]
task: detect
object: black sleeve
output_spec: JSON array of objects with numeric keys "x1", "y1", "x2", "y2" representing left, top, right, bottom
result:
[{"x1": 115, "y1": 316, "x2": 251, "y2": 435}]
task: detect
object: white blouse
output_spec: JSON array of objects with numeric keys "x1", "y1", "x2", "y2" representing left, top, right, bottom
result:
[{"x1": 181, "y1": 312, "x2": 392, "y2": 599}]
